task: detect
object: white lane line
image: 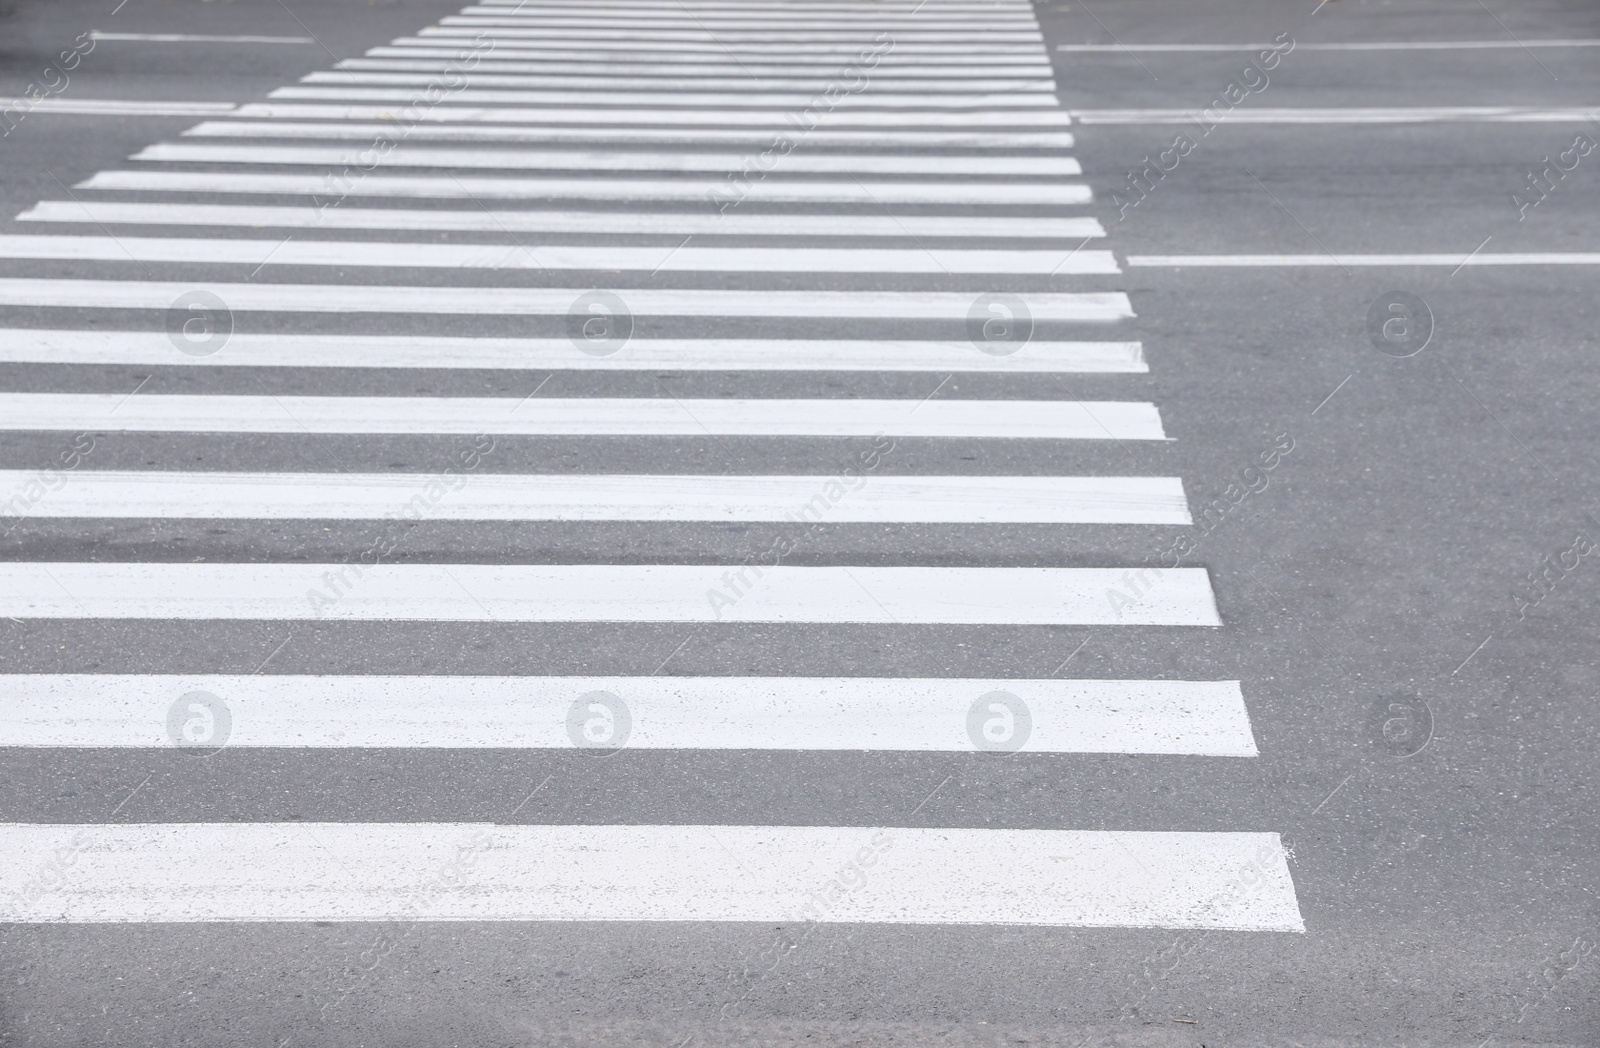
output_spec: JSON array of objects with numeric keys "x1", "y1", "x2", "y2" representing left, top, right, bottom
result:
[
  {"x1": 88, "y1": 31, "x2": 315, "y2": 43},
  {"x1": 132, "y1": 142, "x2": 1082, "y2": 176},
  {"x1": 304, "y1": 71, "x2": 1049, "y2": 91},
  {"x1": 404, "y1": 34, "x2": 1046, "y2": 54},
  {"x1": 0, "y1": 99, "x2": 237, "y2": 116},
  {"x1": 0, "y1": 563, "x2": 1217, "y2": 624},
  {"x1": 0, "y1": 282, "x2": 1132, "y2": 320},
  {"x1": 0, "y1": 395, "x2": 1165, "y2": 439},
  {"x1": 0, "y1": 235, "x2": 1117, "y2": 276},
  {"x1": 364, "y1": 46, "x2": 1050, "y2": 65},
  {"x1": 1128, "y1": 253, "x2": 1600, "y2": 267},
  {"x1": 338, "y1": 58, "x2": 1054, "y2": 76},
  {"x1": 0, "y1": 472, "x2": 1189, "y2": 524},
  {"x1": 179, "y1": 121, "x2": 1077, "y2": 147},
  {"x1": 18, "y1": 202, "x2": 1104, "y2": 239},
  {"x1": 1058, "y1": 38, "x2": 1600, "y2": 51},
  {"x1": 418, "y1": 27, "x2": 1043, "y2": 42},
  {"x1": 267, "y1": 86, "x2": 1057, "y2": 107},
  {"x1": 443, "y1": 17, "x2": 1038, "y2": 30},
  {"x1": 0, "y1": 676, "x2": 1247, "y2": 752},
  {"x1": 78, "y1": 171, "x2": 1092, "y2": 205},
  {"x1": 0, "y1": 825, "x2": 1299, "y2": 929},
  {"x1": 0, "y1": 331, "x2": 1146, "y2": 373},
  {"x1": 228, "y1": 103, "x2": 1074, "y2": 126},
  {"x1": 1072, "y1": 106, "x2": 1600, "y2": 124}
]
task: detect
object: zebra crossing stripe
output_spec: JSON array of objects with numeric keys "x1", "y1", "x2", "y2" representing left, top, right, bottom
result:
[
  {"x1": 361, "y1": 47, "x2": 1051, "y2": 65},
  {"x1": 304, "y1": 71, "x2": 1049, "y2": 91},
  {"x1": 129, "y1": 143, "x2": 1082, "y2": 175},
  {"x1": 176, "y1": 121, "x2": 1078, "y2": 146},
  {"x1": 0, "y1": 331, "x2": 1145, "y2": 373},
  {"x1": 18, "y1": 202, "x2": 1104, "y2": 239},
  {"x1": 0, "y1": 236, "x2": 1117, "y2": 276},
  {"x1": 0, "y1": 563, "x2": 1220, "y2": 624},
  {"x1": 267, "y1": 86, "x2": 1056, "y2": 106},
  {"x1": 227, "y1": 103, "x2": 1074, "y2": 125},
  {"x1": 336, "y1": 58, "x2": 1054, "y2": 76},
  {"x1": 0, "y1": 824, "x2": 1301, "y2": 929},
  {"x1": 0, "y1": 472, "x2": 1190, "y2": 523},
  {"x1": 0, "y1": 282, "x2": 1131, "y2": 320},
  {"x1": 0, "y1": 675, "x2": 1251, "y2": 753},
  {"x1": 0, "y1": 394, "x2": 1165, "y2": 438},
  {"x1": 78, "y1": 171, "x2": 1092, "y2": 205}
]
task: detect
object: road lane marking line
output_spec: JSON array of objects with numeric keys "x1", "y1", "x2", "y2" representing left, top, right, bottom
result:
[
  {"x1": 226, "y1": 103, "x2": 1074, "y2": 125},
  {"x1": 0, "y1": 394, "x2": 1165, "y2": 439},
  {"x1": 0, "y1": 331, "x2": 1144, "y2": 373},
  {"x1": 1128, "y1": 253, "x2": 1600, "y2": 266},
  {"x1": 0, "y1": 676, "x2": 1250, "y2": 752},
  {"x1": 336, "y1": 58, "x2": 1054, "y2": 76},
  {"x1": 1073, "y1": 106, "x2": 1600, "y2": 124},
  {"x1": 267, "y1": 86, "x2": 1057, "y2": 106},
  {"x1": 0, "y1": 564, "x2": 1218, "y2": 624},
  {"x1": 1058, "y1": 39, "x2": 1600, "y2": 51},
  {"x1": 132, "y1": 142, "x2": 1081, "y2": 176},
  {"x1": 176, "y1": 121, "x2": 1077, "y2": 146},
  {"x1": 0, "y1": 472, "x2": 1189, "y2": 524},
  {"x1": 362, "y1": 46, "x2": 1051, "y2": 65},
  {"x1": 0, "y1": 99, "x2": 238, "y2": 116},
  {"x1": 0, "y1": 235, "x2": 1117, "y2": 275},
  {"x1": 0, "y1": 825, "x2": 1298, "y2": 928},
  {"x1": 77, "y1": 171, "x2": 1092, "y2": 204},
  {"x1": 0, "y1": 281, "x2": 1131, "y2": 320},
  {"x1": 88, "y1": 31, "x2": 316, "y2": 43},
  {"x1": 304, "y1": 71, "x2": 1050, "y2": 91}
]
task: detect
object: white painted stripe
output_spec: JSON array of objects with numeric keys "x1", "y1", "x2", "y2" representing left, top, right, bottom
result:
[
  {"x1": 0, "y1": 98, "x2": 237, "y2": 116},
  {"x1": 87, "y1": 31, "x2": 314, "y2": 43},
  {"x1": 229, "y1": 103, "x2": 1073, "y2": 126},
  {"x1": 443, "y1": 16, "x2": 1037, "y2": 29},
  {"x1": 267, "y1": 86, "x2": 1057, "y2": 107},
  {"x1": 0, "y1": 282, "x2": 1132, "y2": 321},
  {"x1": 1057, "y1": 38, "x2": 1600, "y2": 51},
  {"x1": 0, "y1": 472, "x2": 1188, "y2": 524},
  {"x1": 338, "y1": 58, "x2": 1054, "y2": 76},
  {"x1": 472, "y1": 0, "x2": 1035, "y2": 8},
  {"x1": 405, "y1": 34, "x2": 1045, "y2": 54},
  {"x1": 451, "y1": 7, "x2": 1039, "y2": 20},
  {"x1": 18, "y1": 202, "x2": 1104, "y2": 240},
  {"x1": 0, "y1": 395, "x2": 1164, "y2": 439},
  {"x1": 1128, "y1": 253, "x2": 1600, "y2": 267},
  {"x1": 364, "y1": 46, "x2": 1049, "y2": 65},
  {"x1": 1071, "y1": 106, "x2": 1600, "y2": 125},
  {"x1": 0, "y1": 235, "x2": 1119, "y2": 275},
  {"x1": 181, "y1": 120, "x2": 1079, "y2": 146},
  {"x1": 0, "y1": 331, "x2": 1146, "y2": 373},
  {"x1": 306, "y1": 71, "x2": 1049, "y2": 91},
  {"x1": 0, "y1": 563, "x2": 1217, "y2": 624},
  {"x1": 132, "y1": 142, "x2": 1082, "y2": 176},
  {"x1": 419, "y1": 26, "x2": 1043, "y2": 41},
  {"x1": 0, "y1": 676, "x2": 1247, "y2": 753},
  {"x1": 0, "y1": 824, "x2": 1299, "y2": 929},
  {"x1": 78, "y1": 170, "x2": 1093, "y2": 205}
]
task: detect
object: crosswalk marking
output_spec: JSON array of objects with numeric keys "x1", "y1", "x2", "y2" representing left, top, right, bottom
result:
[
  {"x1": 0, "y1": 394, "x2": 1166, "y2": 439},
  {"x1": 0, "y1": 283, "x2": 1131, "y2": 320},
  {"x1": 308, "y1": 71, "x2": 1049, "y2": 90},
  {"x1": 267, "y1": 86, "x2": 1056, "y2": 106},
  {"x1": 0, "y1": 564, "x2": 1222, "y2": 624},
  {"x1": 0, "y1": 675, "x2": 1252, "y2": 752},
  {"x1": 175, "y1": 121, "x2": 1078, "y2": 145},
  {"x1": 0, "y1": 472, "x2": 1190, "y2": 523},
  {"x1": 337, "y1": 58, "x2": 1054, "y2": 76},
  {"x1": 19, "y1": 202, "x2": 1104, "y2": 239},
  {"x1": 0, "y1": 825, "x2": 1301, "y2": 929},
  {"x1": 226, "y1": 103, "x2": 1075, "y2": 125},
  {"x1": 78, "y1": 171, "x2": 1094, "y2": 205},
  {"x1": 363, "y1": 47, "x2": 1052, "y2": 65},
  {"x1": 132, "y1": 142, "x2": 1082, "y2": 176},
  {"x1": 0, "y1": 331, "x2": 1146, "y2": 372},
  {"x1": 0, "y1": 235, "x2": 1117, "y2": 275}
]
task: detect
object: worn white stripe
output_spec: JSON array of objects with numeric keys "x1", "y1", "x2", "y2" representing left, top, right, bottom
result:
[
  {"x1": 0, "y1": 563, "x2": 1217, "y2": 624},
  {"x1": 1129, "y1": 253, "x2": 1600, "y2": 267},
  {"x1": 419, "y1": 26, "x2": 1043, "y2": 41},
  {"x1": 1072, "y1": 106, "x2": 1600, "y2": 124},
  {"x1": 404, "y1": 34, "x2": 1045, "y2": 53},
  {"x1": 364, "y1": 46, "x2": 1049, "y2": 65},
  {"x1": 0, "y1": 98, "x2": 237, "y2": 116},
  {"x1": 0, "y1": 331, "x2": 1145, "y2": 373},
  {"x1": 0, "y1": 675, "x2": 1245, "y2": 752},
  {"x1": 1057, "y1": 38, "x2": 1600, "y2": 51},
  {"x1": 0, "y1": 235, "x2": 1116, "y2": 275},
  {"x1": 305, "y1": 71, "x2": 1049, "y2": 91},
  {"x1": 0, "y1": 472, "x2": 1188, "y2": 524},
  {"x1": 0, "y1": 281, "x2": 1131, "y2": 320},
  {"x1": 132, "y1": 142, "x2": 1081, "y2": 176},
  {"x1": 268, "y1": 86, "x2": 1056, "y2": 107},
  {"x1": 0, "y1": 394, "x2": 1164, "y2": 439},
  {"x1": 443, "y1": 17, "x2": 1037, "y2": 30},
  {"x1": 87, "y1": 31, "x2": 314, "y2": 43},
  {"x1": 178, "y1": 120, "x2": 1077, "y2": 147},
  {"x1": 229, "y1": 103, "x2": 1073, "y2": 126},
  {"x1": 18, "y1": 202, "x2": 1103, "y2": 239},
  {"x1": 0, "y1": 824, "x2": 1299, "y2": 929},
  {"x1": 78, "y1": 170, "x2": 1092, "y2": 205},
  {"x1": 338, "y1": 58, "x2": 1054, "y2": 76},
  {"x1": 451, "y1": 7, "x2": 1039, "y2": 20}
]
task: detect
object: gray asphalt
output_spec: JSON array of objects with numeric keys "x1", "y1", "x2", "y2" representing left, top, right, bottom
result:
[{"x1": 1, "y1": 0, "x2": 1597, "y2": 1045}]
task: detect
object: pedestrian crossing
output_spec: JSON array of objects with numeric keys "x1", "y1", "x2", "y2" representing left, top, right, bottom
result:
[{"x1": 0, "y1": 0, "x2": 1302, "y2": 932}]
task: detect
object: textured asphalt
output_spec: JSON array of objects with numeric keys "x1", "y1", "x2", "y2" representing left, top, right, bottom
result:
[{"x1": 0, "y1": 0, "x2": 1597, "y2": 1045}]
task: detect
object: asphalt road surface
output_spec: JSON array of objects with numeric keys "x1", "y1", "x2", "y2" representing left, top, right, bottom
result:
[{"x1": 0, "y1": 0, "x2": 1596, "y2": 1045}]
